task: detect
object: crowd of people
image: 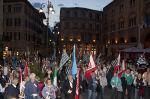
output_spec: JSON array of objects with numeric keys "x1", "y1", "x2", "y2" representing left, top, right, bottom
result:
[{"x1": 0, "y1": 55, "x2": 150, "y2": 99}]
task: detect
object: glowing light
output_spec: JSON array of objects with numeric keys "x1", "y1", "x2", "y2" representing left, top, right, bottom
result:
[
  {"x1": 124, "y1": 40, "x2": 127, "y2": 43},
  {"x1": 93, "y1": 40, "x2": 96, "y2": 42},
  {"x1": 77, "y1": 39, "x2": 81, "y2": 42},
  {"x1": 61, "y1": 38, "x2": 64, "y2": 41},
  {"x1": 70, "y1": 38, "x2": 73, "y2": 41},
  {"x1": 115, "y1": 40, "x2": 118, "y2": 44},
  {"x1": 108, "y1": 40, "x2": 110, "y2": 44}
]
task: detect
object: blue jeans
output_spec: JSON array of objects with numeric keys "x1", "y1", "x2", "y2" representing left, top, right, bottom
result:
[
  {"x1": 135, "y1": 88, "x2": 142, "y2": 99},
  {"x1": 88, "y1": 90, "x2": 97, "y2": 99}
]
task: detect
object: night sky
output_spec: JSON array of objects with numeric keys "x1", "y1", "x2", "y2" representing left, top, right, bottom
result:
[{"x1": 29, "y1": 0, "x2": 113, "y2": 27}]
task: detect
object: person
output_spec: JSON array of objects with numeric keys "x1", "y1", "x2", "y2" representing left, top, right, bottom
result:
[
  {"x1": 5, "y1": 78, "x2": 19, "y2": 99},
  {"x1": 88, "y1": 72, "x2": 97, "y2": 99},
  {"x1": 42, "y1": 79, "x2": 56, "y2": 99},
  {"x1": 121, "y1": 77, "x2": 127, "y2": 99},
  {"x1": 122, "y1": 69, "x2": 133, "y2": 99},
  {"x1": 110, "y1": 73, "x2": 122, "y2": 99},
  {"x1": 134, "y1": 73, "x2": 145, "y2": 99},
  {"x1": 97, "y1": 72, "x2": 107, "y2": 99},
  {"x1": 0, "y1": 80, "x2": 8, "y2": 99},
  {"x1": 24, "y1": 73, "x2": 40, "y2": 99},
  {"x1": 106, "y1": 64, "x2": 114, "y2": 88},
  {"x1": 142, "y1": 67, "x2": 150, "y2": 99},
  {"x1": 80, "y1": 67, "x2": 87, "y2": 92},
  {"x1": 63, "y1": 74, "x2": 76, "y2": 99}
]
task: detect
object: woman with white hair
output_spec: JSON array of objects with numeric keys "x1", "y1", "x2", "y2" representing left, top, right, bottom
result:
[{"x1": 24, "y1": 73, "x2": 40, "y2": 99}]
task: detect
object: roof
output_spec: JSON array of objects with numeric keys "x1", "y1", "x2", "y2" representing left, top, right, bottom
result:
[
  {"x1": 60, "y1": 7, "x2": 103, "y2": 13},
  {"x1": 4, "y1": 0, "x2": 46, "y2": 19}
]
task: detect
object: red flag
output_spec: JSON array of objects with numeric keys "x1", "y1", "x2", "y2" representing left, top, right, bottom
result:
[
  {"x1": 85, "y1": 52, "x2": 97, "y2": 82},
  {"x1": 114, "y1": 52, "x2": 121, "y2": 73},
  {"x1": 118, "y1": 58, "x2": 126, "y2": 78},
  {"x1": 24, "y1": 58, "x2": 28, "y2": 77},
  {"x1": 75, "y1": 68, "x2": 80, "y2": 99}
]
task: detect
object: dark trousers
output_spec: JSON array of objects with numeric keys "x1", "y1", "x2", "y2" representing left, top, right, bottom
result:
[
  {"x1": 65, "y1": 93, "x2": 74, "y2": 99},
  {"x1": 144, "y1": 86, "x2": 150, "y2": 99},
  {"x1": 111, "y1": 88, "x2": 118, "y2": 99},
  {"x1": 127, "y1": 85, "x2": 132, "y2": 99},
  {"x1": 121, "y1": 88, "x2": 126, "y2": 99}
]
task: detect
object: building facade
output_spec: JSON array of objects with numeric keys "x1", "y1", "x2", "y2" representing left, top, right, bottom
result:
[
  {"x1": 60, "y1": 7, "x2": 103, "y2": 56},
  {"x1": 3, "y1": 0, "x2": 47, "y2": 55},
  {"x1": 103, "y1": 0, "x2": 150, "y2": 56}
]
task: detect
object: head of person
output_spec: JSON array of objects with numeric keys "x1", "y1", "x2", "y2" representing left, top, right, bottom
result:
[
  {"x1": 47, "y1": 79, "x2": 52, "y2": 86},
  {"x1": 12, "y1": 78, "x2": 19, "y2": 86},
  {"x1": 24, "y1": 76, "x2": 29, "y2": 82},
  {"x1": 114, "y1": 73, "x2": 118, "y2": 77},
  {"x1": 101, "y1": 72, "x2": 105, "y2": 77},
  {"x1": 9, "y1": 72, "x2": 13, "y2": 78},
  {"x1": 138, "y1": 73, "x2": 142, "y2": 79},
  {"x1": 147, "y1": 67, "x2": 150, "y2": 73},
  {"x1": 91, "y1": 72, "x2": 96, "y2": 78},
  {"x1": 68, "y1": 74, "x2": 73, "y2": 81},
  {"x1": 29, "y1": 73, "x2": 36, "y2": 82},
  {"x1": 126, "y1": 69, "x2": 130, "y2": 74}
]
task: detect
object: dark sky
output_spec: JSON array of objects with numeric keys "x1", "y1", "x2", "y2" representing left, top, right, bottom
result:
[{"x1": 29, "y1": 0, "x2": 113, "y2": 27}]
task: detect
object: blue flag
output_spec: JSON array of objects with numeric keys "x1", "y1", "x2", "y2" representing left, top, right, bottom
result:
[
  {"x1": 13, "y1": 55, "x2": 17, "y2": 70},
  {"x1": 50, "y1": 56, "x2": 54, "y2": 67},
  {"x1": 71, "y1": 45, "x2": 78, "y2": 79}
]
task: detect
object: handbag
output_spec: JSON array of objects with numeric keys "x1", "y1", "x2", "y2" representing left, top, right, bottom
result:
[{"x1": 138, "y1": 88, "x2": 144, "y2": 96}]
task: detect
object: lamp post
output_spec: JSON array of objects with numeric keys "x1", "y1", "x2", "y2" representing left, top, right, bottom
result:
[{"x1": 39, "y1": 0, "x2": 55, "y2": 57}]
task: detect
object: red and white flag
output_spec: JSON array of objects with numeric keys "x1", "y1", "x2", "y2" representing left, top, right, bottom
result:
[
  {"x1": 114, "y1": 52, "x2": 121, "y2": 73},
  {"x1": 118, "y1": 58, "x2": 126, "y2": 78},
  {"x1": 20, "y1": 69, "x2": 23, "y2": 94},
  {"x1": 85, "y1": 52, "x2": 97, "y2": 82},
  {"x1": 24, "y1": 58, "x2": 29, "y2": 78},
  {"x1": 75, "y1": 68, "x2": 81, "y2": 99}
]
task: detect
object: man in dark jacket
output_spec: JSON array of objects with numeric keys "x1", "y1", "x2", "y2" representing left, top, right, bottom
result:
[
  {"x1": 63, "y1": 74, "x2": 76, "y2": 99},
  {"x1": 5, "y1": 78, "x2": 19, "y2": 99}
]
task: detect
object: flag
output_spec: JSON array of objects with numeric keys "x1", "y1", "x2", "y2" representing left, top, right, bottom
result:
[
  {"x1": 20, "y1": 68, "x2": 23, "y2": 94},
  {"x1": 52, "y1": 66, "x2": 57, "y2": 87},
  {"x1": 50, "y1": 56, "x2": 54, "y2": 67},
  {"x1": 85, "y1": 52, "x2": 97, "y2": 82},
  {"x1": 82, "y1": 52, "x2": 89, "y2": 63},
  {"x1": 111, "y1": 58, "x2": 117, "y2": 67},
  {"x1": 59, "y1": 50, "x2": 70, "y2": 71},
  {"x1": 13, "y1": 55, "x2": 17, "y2": 70},
  {"x1": 71, "y1": 45, "x2": 78, "y2": 79},
  {"x1": 24, "y1": 58, "x2": 29, "y2": 77},
  {"x1": 114, "y1": 52, "x2": 121, "y2": 73},
  {"x1": 137, "y1": 53, "x2": 148, "y2": 66},
  {"x1": 118, "y1": 58, "x2": 126, "y2": 78},
  {"x1": 96, "y1": 53, "x2": 101, "y2": 65},
  {"x1": 75, "y1": 68, "x2": 81, "y2": 99}
]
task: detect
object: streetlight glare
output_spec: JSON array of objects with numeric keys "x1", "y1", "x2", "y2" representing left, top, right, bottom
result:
[
  {"x1": 39, "y1": 8, "x2": 43, "y2": 13},
  {"x1": 52, "y1": 10, "x2": 55, "y2": 14}
]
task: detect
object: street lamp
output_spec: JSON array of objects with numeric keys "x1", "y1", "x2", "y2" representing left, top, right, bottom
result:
[{"x1": 39, "y1": 0, "x2": 55, "y2": 57}]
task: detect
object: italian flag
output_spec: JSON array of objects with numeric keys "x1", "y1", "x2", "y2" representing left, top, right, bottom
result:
[{"x1": 53, "y1": 66, "x2": 57, "y2": 87}]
